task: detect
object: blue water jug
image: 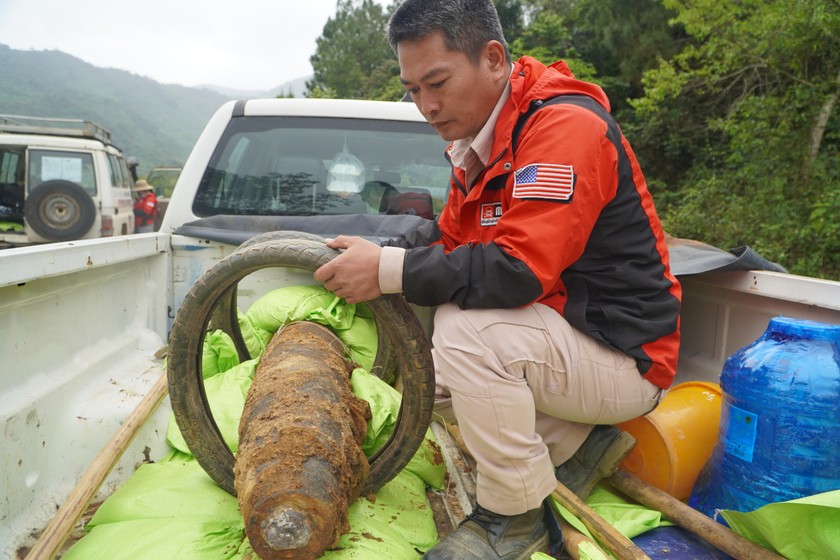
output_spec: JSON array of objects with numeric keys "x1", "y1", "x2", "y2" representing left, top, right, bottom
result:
[{"x1": 689, "y1": 316, "x2": 840, "y2": 519}]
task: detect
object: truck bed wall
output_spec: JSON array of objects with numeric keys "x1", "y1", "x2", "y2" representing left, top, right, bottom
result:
[
  {"x1": 677, "y1": 270, "x2": 840, "y2": 384},
  {"x1": 0, "y1": 234, "x2": 173, "y2": 556},
  {"x1": 1, "y1": 232, "x2": 839, "y2": 558}
]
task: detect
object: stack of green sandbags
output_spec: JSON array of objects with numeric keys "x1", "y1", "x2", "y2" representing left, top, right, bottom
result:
[{"x1": 64, "y1": 285, "x2": 445, "y2": 559}]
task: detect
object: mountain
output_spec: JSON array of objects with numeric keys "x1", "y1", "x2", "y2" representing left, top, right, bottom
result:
[
  {"x1": 0, "y1": 44, "x2": 308, "y2": 176},
  {"x1": 268, "y1": 76, "x2": 310, "y2": 98},
  {"x1": 200, "y1": 76, "x2": 310, "y2": 99}
]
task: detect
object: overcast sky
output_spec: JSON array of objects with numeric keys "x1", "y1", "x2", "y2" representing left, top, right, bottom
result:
[{"x1": 0, "y1": 0, "x2": 391, "y2": 92}]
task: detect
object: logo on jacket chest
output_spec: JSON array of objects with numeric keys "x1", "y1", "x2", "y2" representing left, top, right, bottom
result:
[{"x1": 480, "y1": 202, "x2": 503, "y2": 226}]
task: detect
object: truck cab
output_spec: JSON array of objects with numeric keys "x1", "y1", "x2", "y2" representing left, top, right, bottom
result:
[{"x1": 0, "y1": 114, "x2": 136, "y2": 246}]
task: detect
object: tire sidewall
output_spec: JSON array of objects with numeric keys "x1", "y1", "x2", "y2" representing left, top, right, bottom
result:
[
  {"x1": 168, "y1": 238, "x2": 435, "y2": 496},
  {"x1": 25, "y1": 179, "x2": 97, "y2": 241}
]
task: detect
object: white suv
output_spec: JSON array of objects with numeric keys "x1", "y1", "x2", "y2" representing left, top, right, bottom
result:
[{"x1": 0, "y1": 114, "x2": 136, "y2": 246}]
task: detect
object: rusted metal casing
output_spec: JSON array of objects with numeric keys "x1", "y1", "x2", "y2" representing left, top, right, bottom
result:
[{"x1": 235, "y1": 321, "x2": 371, "y2": 559}]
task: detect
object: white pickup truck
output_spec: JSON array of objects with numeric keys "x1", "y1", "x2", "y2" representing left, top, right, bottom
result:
[{"x1": 1, "y1": 98, "x2": 838, "y2": 560}]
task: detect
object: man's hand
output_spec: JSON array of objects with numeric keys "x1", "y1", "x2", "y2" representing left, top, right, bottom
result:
[{"x1": 313, "y1": 236, "x2": 383, "y2": 304}]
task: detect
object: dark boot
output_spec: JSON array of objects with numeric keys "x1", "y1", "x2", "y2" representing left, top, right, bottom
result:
[
  {"x1": 555, "y1": 425, "x2": 636, "y2": 499},
  {"x1": 424, "y1": 503, "x2": 548, "y2": 559}
]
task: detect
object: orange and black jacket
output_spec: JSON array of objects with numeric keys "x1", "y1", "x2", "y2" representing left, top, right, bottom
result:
[{"x1": 391, "y1": 56, "x2": 682, "y2": 390}]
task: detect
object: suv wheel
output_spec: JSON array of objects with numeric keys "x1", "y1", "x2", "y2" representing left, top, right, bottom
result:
[{"x1": 25, "y1": 180, "x2": 97, "y2": 241}]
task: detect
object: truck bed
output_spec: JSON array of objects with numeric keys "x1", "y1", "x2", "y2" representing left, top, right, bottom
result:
[{"x1": 2, "y1": 234, "x2": 839, "y2": 559}]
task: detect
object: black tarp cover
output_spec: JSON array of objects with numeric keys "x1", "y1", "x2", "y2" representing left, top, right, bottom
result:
[{"x1": 173, "y1": 215, "x2": 787, "y2": 276}]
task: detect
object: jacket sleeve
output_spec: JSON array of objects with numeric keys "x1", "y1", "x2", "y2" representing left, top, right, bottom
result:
[
  {"x1": 402, "y1": 242, "x2": 543, "y2": 308},
  {"x1": 381, "y1": 217, "x2": 442, "y2": 249}
]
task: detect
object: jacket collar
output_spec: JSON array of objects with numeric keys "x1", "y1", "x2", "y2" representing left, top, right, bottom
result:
[{"x1": 497, "y1": 56, "x2": 612, "y2": 153}]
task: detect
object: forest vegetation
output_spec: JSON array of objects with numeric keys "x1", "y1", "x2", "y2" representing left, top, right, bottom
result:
[{"x1": 1, "y1": 0, "x2": 836, "y2": 278}]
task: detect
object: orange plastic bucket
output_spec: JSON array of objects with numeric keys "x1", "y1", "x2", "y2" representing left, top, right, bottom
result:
[{"x1": 616, "y1": 381, "x2": 722, "y2": 501}]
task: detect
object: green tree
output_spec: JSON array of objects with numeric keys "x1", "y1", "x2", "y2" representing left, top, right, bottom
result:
[
  {"x1": 309, "y1": 0, "x2": 534, "y2": 100},
  {"x1": 568, "y1": 0, "x2": 684, "y2": 114},
  {"x1": 510, "y1": 0, "x2": 681, "y2": 113},
  {"x1": 630, "y1": 0, "x2": 840, "y2": 278},
  {"x1": 495, "y1": 0, "x2": 527, "y2": 41},
  {"x1": 507, "y1": 9, "x2": 599, "y2": 82},
  {"x1": 308, "y1": 0, "x2": 396, "y2": 100}
]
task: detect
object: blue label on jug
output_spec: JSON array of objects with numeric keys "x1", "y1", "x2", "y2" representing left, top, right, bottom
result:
[{"x1": 724, "y1": 405, "x2": 758, "y2": 462}]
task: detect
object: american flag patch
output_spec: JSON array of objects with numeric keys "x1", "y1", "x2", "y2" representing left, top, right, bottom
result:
[{"x1": 513, "y1": 163, "x2": 575, "y2": 202}]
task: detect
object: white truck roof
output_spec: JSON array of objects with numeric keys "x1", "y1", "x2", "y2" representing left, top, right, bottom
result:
[{"x1": 233, "y1": 97, "x2": 426, "y2": 121}]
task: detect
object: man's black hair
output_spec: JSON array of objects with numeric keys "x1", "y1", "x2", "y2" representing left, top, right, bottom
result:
[{"x1": 387, "y1": 0, "x2": 511, "y2": 64}]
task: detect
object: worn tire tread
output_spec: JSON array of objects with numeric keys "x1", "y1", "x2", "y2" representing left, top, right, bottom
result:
[{"x1": 167, "y1": 235, "x2": 434, "y2": 496}]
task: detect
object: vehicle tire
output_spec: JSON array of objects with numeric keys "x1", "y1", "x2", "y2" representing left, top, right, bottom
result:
[
  {"x1": 231, "y1": 230, "x2": 397, "y2": 382},
  {"x1": 24, "y1": 180, "x2": 96, "y2": 241},
  {"x1": 237, "y1": 229, "x2": 327, "y2": 250},
  {"x1": 167, "y1": 237, "x2": 435, "y2": 496},
  {"x1": 208, "y1": 230, "x2": 344, "y2": 363}
]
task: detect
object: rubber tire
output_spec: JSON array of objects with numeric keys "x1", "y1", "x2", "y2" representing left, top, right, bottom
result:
[
  {"x1": 167, "y1": 238, "x2": 435, "y2": 496},
  {"x1": 208, "y1": 231, "x2": 334, "y2": 363},
  {"x1": 233, "y1": 230, "x2": 397, "y2": 383},
  {"x1": 237, "y1": 229, "x2": 327, "y2": 250},
  {"x1": 24, "y1": 180, "x2": 96, "y2": 241}
]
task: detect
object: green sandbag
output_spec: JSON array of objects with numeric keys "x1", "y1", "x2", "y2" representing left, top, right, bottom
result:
[
  {"x1": 62, "y1": 518, "x2": 245, "y2": 560},
  {"x1": 244, "y1": 285, "x2": 337, "y2": 334},
  {"x1": 721, "y1": 490, "x2": 840, "y2": 559},
  {"x1": 306, "y1": 294, "x2": 378, "y2": 371},
  {"x1": 201, "y1": 329, "x2": 239, "y2": 378},
  {"x1": 0, "y1": 220, "x2": 23, "y2": 232},
  {"x1": 244, "y1": 285, "x2": 377, "y2": 370},
  {"x1": 351, "y1": 366, "x2": 401, "y2": 455},
  {"x1": 351, "y1": 366, "x2": 445, "y2": 490},
  {"x1": 236, "y1": 307, "x2": 265, "y2": 359},
  {"x1": 581, "y1": 483, "x2": 674, "y2": 539},
  {"x1": 62, "y1": 460, "x2": 244, "y2": 560},
  {"x1": 166, "y1": 360, "x2": 257, "y2": 455},
  {"x1": 68, "y1": 284, "x2": 444, "y2": 559},
  {"x1": 85, "y1": 457, "x2": 241, "y2": 525},
  {"x1": 343, "y1": 469, "x2": 440, "y2": 552}
]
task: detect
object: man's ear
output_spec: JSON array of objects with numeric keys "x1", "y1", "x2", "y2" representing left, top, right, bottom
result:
[{"x1": 484, "y1": 40, "x2": 507, "y2": 76}]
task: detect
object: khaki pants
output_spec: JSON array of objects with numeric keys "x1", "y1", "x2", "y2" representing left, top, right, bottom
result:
[{"x1": 431, "y1": 302, "x2": 662, "y2": 515}]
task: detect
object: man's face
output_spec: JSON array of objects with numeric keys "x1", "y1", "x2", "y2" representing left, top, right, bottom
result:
[{"x1": 397, "y1": 32, "x2": 507, "y2": 142}]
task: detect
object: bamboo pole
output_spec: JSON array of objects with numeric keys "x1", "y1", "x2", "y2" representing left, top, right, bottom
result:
[
  {"x1": 551, "y1": 481, "x2": 651, "y2": 560},
  {"x1": 610, "y1": 470, "x2": 785, "y2": 560},
  {"x1": 556, "y1": 515, "x2": 610, "y2": 560},
  {"x1": 25, "y1": 372, "x2": 168, "y2": 560}
]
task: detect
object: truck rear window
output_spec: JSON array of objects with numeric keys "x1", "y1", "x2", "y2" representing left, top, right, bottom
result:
[{"x1": 192, "y1": 116, "x2": 450, "y2": 218}]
